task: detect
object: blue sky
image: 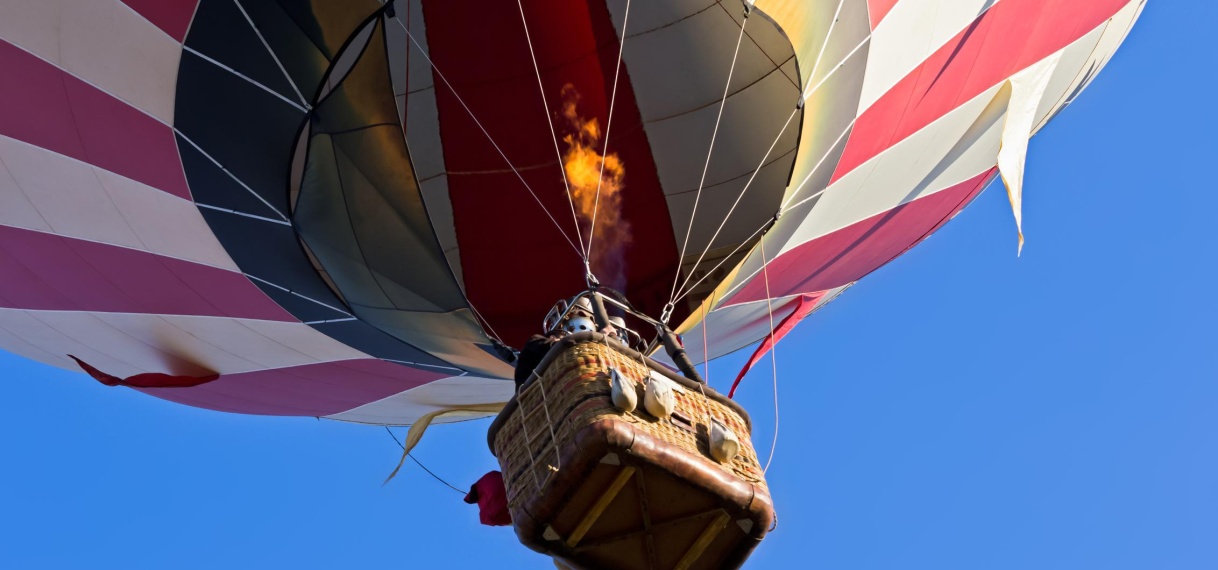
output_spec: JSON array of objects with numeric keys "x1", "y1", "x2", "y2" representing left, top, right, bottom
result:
[{"x1": 2, "y1": 2, "x2": 1216, "y2": 568}]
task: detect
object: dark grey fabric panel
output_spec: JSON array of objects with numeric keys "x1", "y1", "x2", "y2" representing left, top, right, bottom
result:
[
  {"x1": 175, "y1": 51, "x2": 304, "y2": 214},
  {"x1": 238, "y1": 0, "x2": 383, "y2": 101},
  {"x1": 198, "y1": 209, "x2": 347, "y2": 318},
  {"x1": 184, "y1": 0, "x2": 301, "y2": 103},
  {"x1": 177, "y1": 133, "x2": 283, "y2": 219},
  {"x1": 294, "y1": 18, "x2": 466, "y2": 315}
]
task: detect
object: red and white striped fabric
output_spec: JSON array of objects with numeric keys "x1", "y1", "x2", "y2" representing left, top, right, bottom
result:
[{"x1": 0, "y1": 0, "x2": 1143, "y2": 424}]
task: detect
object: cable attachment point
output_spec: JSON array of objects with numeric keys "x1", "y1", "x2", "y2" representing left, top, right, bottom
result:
[
  {"x1": 660, "y1": 302, "x2": 675, "y2": 325},
  {"x1": 795, "y1": 92, "x2": 806, "y2": 109},
  {"x1": 742, "y1": 0, "x2": 755, "y2": 17},
  {"x1": 584, "y1": 262, "x2": 601, "y2": 289}
]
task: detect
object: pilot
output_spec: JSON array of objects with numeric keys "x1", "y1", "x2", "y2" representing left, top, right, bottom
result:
[{"x1": 513, "y1": 298, "x2": 599, "y2": 391}]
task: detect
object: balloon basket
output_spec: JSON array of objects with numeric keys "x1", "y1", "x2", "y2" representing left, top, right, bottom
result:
[{"x1": 487, "y1": 333, "x2": 773, "y2": 570}]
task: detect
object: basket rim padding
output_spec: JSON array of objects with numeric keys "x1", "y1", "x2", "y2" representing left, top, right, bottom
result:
[{"x1": 487, "y1": 332, "x2": 751, "y2": 452}]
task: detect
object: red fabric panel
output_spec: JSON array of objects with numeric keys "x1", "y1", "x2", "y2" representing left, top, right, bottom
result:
[
  {"x1": 868, "y1": 0, "x2": 901, "y2": 29},
  {"x1": 423, "y1": 0, "x2": 680, "y2": 347},
  {"x1": 728, "y1": 292, "x2": 824, "y2": 398},
  {"x1": 464, "y1": 470, "x2": 512, "y2": 526},
  {"x1": 137, "y1": 359, "x2": 449, "y2": 416},
  {"x1": 726, "y1": 169, "x2": 994, "y2": 305},
  {"x1": 0, "y1": 225, "x2": 294, "y2": 321},
  {"x1": 0, "y1": 40, "x2": 191, "y2": 200},
  {"x1": 70, "y1": 355, "x2": 219, "y2": 388},
  {"x1": 833, "y1": 0, "x2": 1129, "y2": 183},
  {"x1": 119, "y1": 0, "x2": 199, "y2": 42}
]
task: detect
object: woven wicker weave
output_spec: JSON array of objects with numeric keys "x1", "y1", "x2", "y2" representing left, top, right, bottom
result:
[{"x1": 492, "y1": 337, "x2": 766, "y2": 516}]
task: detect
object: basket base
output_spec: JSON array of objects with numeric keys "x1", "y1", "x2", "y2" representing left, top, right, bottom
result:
[{"x1": 511, "y1": 419, "x2": 773, "y2": 570}]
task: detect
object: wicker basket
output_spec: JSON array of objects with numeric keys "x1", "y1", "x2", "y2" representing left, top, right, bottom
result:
[{"x1": 488, "y1": 332, "x2": 773, "y2": 570}]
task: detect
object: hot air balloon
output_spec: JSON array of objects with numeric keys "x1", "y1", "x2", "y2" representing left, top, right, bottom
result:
[{"x1": 0, "y1": 0, "x2": 1143, "y2": 567}]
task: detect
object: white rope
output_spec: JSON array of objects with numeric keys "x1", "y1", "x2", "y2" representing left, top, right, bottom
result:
[
  {"x1": 669, "y1": 15, "x2": 751, "y2": 302},
  {"x1": 802, "y1": 0, "x2": 849, "y2": 101},
  {"x1": 233, "y1": 0, "x2": 310, "y2": 109},
  {"x1": 779, "y1": 117, "x2": 857, "y2": 211},
  {"x1": 670, "y1": 107, "x2": 797, "y2": 302},
  {"x1": 672, "y1": 218, "x2": 769, "y2": 306},
  {"x1": 515, "y1": 381, "x2": 544, "y2": 492},
  {"x1": 672, "y1": 115, "x2": 855, "y2": 306},
  {"x1": 533, "y1": 369, "x2": 562, "y2": 471},
  {"x1": 516, "y1": 0, "x2": 587, "y2": 259},
  {"x1": 760, "y1": 237, "x2": 779, "y2": 473},
  {"x1": 669, "y1": 0, "x2": 856, "y2": 304},
  {"x1": 399, "y1": 23, "x2": 582, "y2": 258},
  {"x1": 585, "y1": 0, "x2": 633, "y2": 262}
]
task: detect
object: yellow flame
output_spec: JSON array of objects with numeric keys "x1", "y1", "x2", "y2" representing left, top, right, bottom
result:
[{"x1": 560, "y1": 84, "x2": 630, "y2": 281}]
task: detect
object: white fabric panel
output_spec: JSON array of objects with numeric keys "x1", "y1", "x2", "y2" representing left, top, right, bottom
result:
[
  {"x1": 997, "y1": 51, "x2": 1061, "y2": 255},
  {"x1": 778, "y1": 81, "x2": 1007, "y2": 255},
  {"x1": 0, "y1": 0, "x2": 181, "y2": 124},
  {"x1": 0, "y1": 135, "x2": 239, "y2": 271},
  {"x1": 0, "y1": 309, "x2": 371, "y2": 378},
  {"x1": 326, "y1": 374, "x2": 515, "y2": 425},
  {"x1": 1033, "y1": 0, "x2": 1145, "y2": 133},
  {"x1": 1025, "y1": 24, "x2": 1107, "y2": 128},
  {"x1": 858, "y1": 0, "x2": 1000, "y2": 114}
]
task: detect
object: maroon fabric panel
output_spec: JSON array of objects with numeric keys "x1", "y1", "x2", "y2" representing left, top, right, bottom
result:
[
  {"x1": 137, "y1": 359, "x2": 450, "y2": 417},
  {"x1": 0, "y1": 40, "x2": 191, "y2": 199},
  {"x1": 70, "y1": 355, "x2": 219, "y2": 388},
  {"x1": 0, "y1": 225, "x2": 294, "y2": 321},
  {"x1": 464, "y1": 470, "x2": 512, "y2": 526},
  {"x1": 726, "y1": 169, "x2": 995, "y2": 306},
  {"x1": 728, "y1": 292, "x2": 824, "y2": 398},
  {"x1": 422, "y1": 0, "x2": 680, "y2": 347},
  {"x1": 119, "y1": 0, "x2": 199, "y2": 42}
]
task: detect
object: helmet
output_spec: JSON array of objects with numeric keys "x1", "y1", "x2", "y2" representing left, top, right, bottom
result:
[
  {"x1": 609, "y1": 316, "x2": 625, "y2": 329},
  {"x1": 571, "y1": 296, "x2": 593, "y2": 316},
  {"x1": 564, "y1": 315, "x2": 596, "y2": 334}
]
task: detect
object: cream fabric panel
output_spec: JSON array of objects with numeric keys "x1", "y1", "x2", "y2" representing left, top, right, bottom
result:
[
  {"x1": 326, "y1": 374, "x2": 516, "y2": 425},
  {"x1": 0, "y1": 309, "x2": 370, "y2": 378},
  {"x1": 0, "y1": 0, "x2": 181, "y2": 124},
  {"x1": 0, "y1": 135, "x2": 238, "y2": 271}
]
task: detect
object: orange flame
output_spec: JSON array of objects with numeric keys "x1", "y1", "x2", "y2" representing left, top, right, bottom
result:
[{"x1": 560, "y1": 84, "x2": 631, "y2": 285}]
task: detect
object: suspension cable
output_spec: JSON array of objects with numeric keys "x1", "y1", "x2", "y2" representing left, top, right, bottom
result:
[
  {"x1": 668, "y1": 13, "x2": 751, "y2": 303},
  {"x1": 671, "y1": 114, "x2": 856, "y2": 306},
  {"x1": 759, "y1": 238, "x2": 779, "y2": 473},
  {"x1": 585, "y1": 0, "x2": 633, "y2": 263},
  {"x1": 669, "y1": 0, "x2": 855, "y2": 305},
  {"x1": 516, "y1": 0, "x2": 587, "y2": 259},
  {"x1": 398, "y1": 23, "x2": 582, "y2": 258},
  {"x1": 670, "y1": 107, "x2": 797, "y2": 302},
  {"x1": 384, "y1": 427, "x2": 465, "y2": 494}
]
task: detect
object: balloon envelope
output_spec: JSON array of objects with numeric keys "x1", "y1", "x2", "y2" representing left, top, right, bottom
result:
[{"x1": 0, "y1": 0, "x2": 1143, "y2": 424}]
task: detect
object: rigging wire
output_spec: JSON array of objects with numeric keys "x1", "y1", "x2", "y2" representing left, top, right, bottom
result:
[
  {"x1": 669, "y1": 0, "x2": 855, "y2": 305},
  {"x1": 384, "y1": 426, "x2": 466, "y2": 495},
  {"x1": 671, "y1": 114, "x2": 856, "y2": 307},
  {"x1": 516, "y1": 0, "x2": 587, "y2": 259},
  {"x1": 398, "y1": 22, "x2": 583, "y2": 258},
  {"x1": 585, "y1": 0, "x2": 633, "y2": 263},
  {"x1": 668, "y1": 13, "x2": 751, "y2": 304},
  {"x1": 759, "y1": 238, "x2": 779, "y2": 473}
]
